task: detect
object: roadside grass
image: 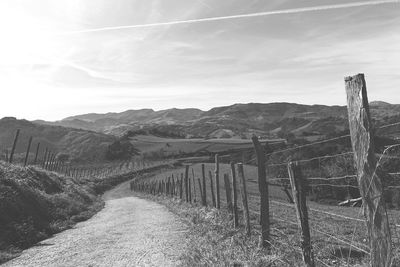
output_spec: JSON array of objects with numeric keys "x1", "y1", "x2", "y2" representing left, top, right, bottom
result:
[
  {"x1": 135, "y1": 193, "x2": 288, "y2": 266},
  {"x1": 135, "y1": 164, "x2": 400, "y2": 266}
]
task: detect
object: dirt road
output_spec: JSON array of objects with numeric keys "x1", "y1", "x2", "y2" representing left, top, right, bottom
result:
[{"x1": 4, "y1": 180, "x2": 187, "y2": 267}]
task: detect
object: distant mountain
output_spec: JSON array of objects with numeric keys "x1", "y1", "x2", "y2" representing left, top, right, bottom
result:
[
  {"x1": 34, "y1": 102, "x2": 400, "y2": 139},
  {"x1": 0, "y1": 117, "x2": 117, "y2": 163}
]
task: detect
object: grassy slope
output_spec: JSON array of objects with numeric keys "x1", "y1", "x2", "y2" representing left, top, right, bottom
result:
[
  {"x1": 0, "y1": 117, "x2": 116, "y2": 163},
  {"x1": 139, "y1": 164, "x2": 400, "y2": 266},
  {"x1": 0, "y1": 161, "x2": 103, "y2": 263}
]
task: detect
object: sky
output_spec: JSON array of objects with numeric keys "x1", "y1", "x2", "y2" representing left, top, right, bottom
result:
[{"x1": 0, "y1": 0, "x2": 399, "y2": 121}]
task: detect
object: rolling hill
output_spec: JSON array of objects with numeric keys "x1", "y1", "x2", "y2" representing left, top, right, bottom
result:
[
  {"x1": 34, "y1": 101, "x2": 400, "y2": 140},
  {"x1": 0, "y1": 117, "x2": 117, "y2": 163}
]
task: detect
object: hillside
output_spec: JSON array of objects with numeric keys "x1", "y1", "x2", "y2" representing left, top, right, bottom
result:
[
  {"x1": 35, "y1": 102, "x2": 400, "y2": 139},
  {"x1": 0, "y1": 117, "x2": 117, "y2": 163},
  {"x1": 0, "y1": 161, "x2": 102, "y2": 263}
]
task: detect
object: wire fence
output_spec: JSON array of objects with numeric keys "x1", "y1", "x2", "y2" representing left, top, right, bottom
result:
[{"x1": 131, "y1": 115, "x2": 400, "y2": 266}]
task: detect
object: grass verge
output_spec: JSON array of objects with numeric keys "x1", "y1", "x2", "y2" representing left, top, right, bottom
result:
[{"x1": 134, "y1": 192, "x2": 290, "y2": 266}]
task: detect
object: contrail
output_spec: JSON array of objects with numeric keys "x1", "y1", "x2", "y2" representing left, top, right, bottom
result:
[{"x1": 62, "y1": 0, "x2": 399, "y2": 34}]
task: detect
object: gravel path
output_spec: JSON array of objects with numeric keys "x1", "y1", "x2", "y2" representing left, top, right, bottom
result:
[{"x1": 4, "y1": 181, "x2": 187, "y2": 267}]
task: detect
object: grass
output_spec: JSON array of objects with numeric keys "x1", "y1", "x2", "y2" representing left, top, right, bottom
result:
[
  {"x1": 0, "y1": 161, "x2": 103, "y2": 263},
  {"x1": 136, "y1": 163, "x2": 400, "y2": 266},
  {"x1": 128, "y1": 134, "x2": 282, "y2": 156},
  {"x1": 135, "y1": 193, "x2": 286, "y2": 266}
]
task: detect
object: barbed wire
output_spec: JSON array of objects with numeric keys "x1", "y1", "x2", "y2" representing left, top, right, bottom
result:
[{"x1": 270, "y1": 200, "x2": 365, "y2": 222}]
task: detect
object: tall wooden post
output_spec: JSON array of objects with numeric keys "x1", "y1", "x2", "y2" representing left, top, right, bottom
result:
[
  {"x1": 24, "y1": 136, "x2": 33, "y2": 167},
  {"x1": 237, "y1": 163, "x2": 251, "y2": 236},
  {"x1": 252, "y1": 135, "x2": 270, "y2": 248},
  {"x1": 288, "y1": 161, "x2": 314, "y2": 267},
  {"x1": 42, "y1": 148, "x2": 48, "y2": 168},
  {"x1": 180, "y1": 174, "x2": 183, "y2": 200},
  {"x1": 9, "y1": 129, "x2": 20, "y2": 163},
  {"x1": 345, "y1": 73, "x2": 392, "y2": 266},
  {"x1": 230, "y1": 162, "x2": 239, "y2": 228},
  {"x1": 215, "y1": 154, "x2": 221, "y2": 209},
  {"x1": 201, "y1": 164, "x2": 207, "y2": 206},
  {"x1": 209, "y1": 170, "x2": 216, "y2": 207},
  {"x1": 224, "y1": 174, "x2": 233, "y2": 212},
  {"x1": 33, "y1": 142, "x2": 40, "y2": 165},
  {"x1": 188, "y1": 174, "x2": 192, "y2": 203},
  {"x1": 198, "y1": 178, "x2": 204, "y2": 204},
  {"x1": 192, "y1": 169, "x2": 197, "y2": 203},
  {"x1": 185, "y1": 165, "x2": 189, "y2": 202}
]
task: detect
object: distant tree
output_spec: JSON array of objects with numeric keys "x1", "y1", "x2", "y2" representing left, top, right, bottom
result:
[
  {"x1": 105, "y1": 140, "x2": 138, "y2": 160},
  {"x1": 56, "y1": 153, "x2": 70, "y2": 163}
]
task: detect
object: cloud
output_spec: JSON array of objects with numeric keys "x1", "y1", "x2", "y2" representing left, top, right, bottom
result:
[{"x1": 60, "y1": 0, "x2": 399, "y2": 34}]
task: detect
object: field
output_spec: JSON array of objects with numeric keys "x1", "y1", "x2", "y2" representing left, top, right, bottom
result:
[
  {"x1": 129, "y1": 135, "x2": 283, "y2": 156},
  {"x1": 139, "y1": 163, "x2": 400, "y2": 266}
]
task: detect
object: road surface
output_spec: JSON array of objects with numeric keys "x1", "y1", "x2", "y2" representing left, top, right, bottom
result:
[{"x1": 4, "y1": 180, "x2": 187, "y2": 267}]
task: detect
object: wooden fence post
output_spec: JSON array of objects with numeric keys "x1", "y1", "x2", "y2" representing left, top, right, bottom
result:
[
  {"x1": 252, "y1": 135, "x2": 270, "y2": 248},
  {"x1": 42, "y1": 148, "x2": 48, "y2": 168},
  {"x1": 9, "y1": 129, "x2": 20, "y2": 163},
  {"x1": 33, "y1": 142, "x2": 40, "y2": 165},
  {"x1": 24, "y1": 136, "x2": 33, "y2": 167},
  {"x1": 345, "y1": 73, "x2": 392, "y2": 266},
  {"x1": 180, "y1": 174, "x2": 183, "y2": 200},
  {"x1": 201, "y1": 164, "x2": 207, "y2": 206},
  {"x1": 215, "y1": 154, "x2": 221, "y2": 209},
  {"x1": 230, "y1": 162, "x2": 239, "y2": 228},
  {"x1": 44, "y1": 152, "x2": 51, "y2": 169},
  {"x1": 192, "y1": 169, "x2": 197, "y2": 203},
  {"x1": 188, "y1": 174, "x2": 192, "y2": 203},
  {"x1": 224, "y1": 174, "x2": 233, "y2": 212},
  {"x1": 185, "y1": 166, "x2": 189, "y2": 202},
  {"x1": 209, "y1": 170, "x2": 216, "y2": 207},
  {"x1": 237, "y1": 163, "x2": 251, "y2": 236},
  {"x1": 198, "y1": 178, "x2": 204, "y2": 204},
  {"x1": 288, "y1": 161, "x2": 314, "y2": 267}
]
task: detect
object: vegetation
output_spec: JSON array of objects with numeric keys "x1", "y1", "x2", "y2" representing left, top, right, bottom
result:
[
  {"x1": 0, "y1": 160, "x2": 172, "y2": 264},
  {"x1": 0, "y1": 161, "x2": 102, "y2": 263}
]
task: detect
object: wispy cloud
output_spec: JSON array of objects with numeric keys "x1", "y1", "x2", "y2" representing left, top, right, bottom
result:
[{"x1": 61, "y1": 0, "x2": 399, "y2": 34}]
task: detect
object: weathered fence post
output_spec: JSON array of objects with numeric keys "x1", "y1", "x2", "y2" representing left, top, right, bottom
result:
[
  {"x1": 201, "y1": 164, "x2": 207, "y2": 206},
  {"x1": 192, "y1": 169, "x2": 197, "y2": 203},
  {"x1": 230, "y1": 162, "x2": 239, "y2": 228},
  {"x1": 237, "y1": 163, "x2": 251, "y2": 236},
  {"x1": 252, "y1": 135, "x2": 270, "y2": 248},
  {"x1": 188, "y1": 175, "x2": 192, "y2": 203},
  {"x1": 33, "y1": 142, "x2": 40, "y2": 165},
  {"x1": 185, "y1": 165, "x2": 189, "y2": 202},
  {"x1": 9, "y1": 129, "x2": 20, "y2": 163},
  {"x1": 180, "y1": 174, "x2": 183, "y2": 200},
  {"x1": 198, "y1": 178, "x2": 204, "y2": 204},
  {"x1": 215, "y1": 154, "x2": 221, "y2": 209},
  {"x1": 209, "y1": 170, "x2": 216, "y2": 207},
  {"x1": 24, "y1": 136, "x2": 33, "y2": 167},
  {"x1": 42, "y1": 148, "x2": 48, "y2": 168},
  {"x1": 224, "y1": 174, "x2": 233, "y2": 212},
  {"x1": 288, "y1": 161, "x2": 314, "y2": 267},
  {"x1": 345, "y1": 73, "x2": 392, "y2": 266}
]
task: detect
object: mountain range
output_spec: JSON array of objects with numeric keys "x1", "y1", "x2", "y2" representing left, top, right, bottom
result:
[
  {"x1": 2, "y1": 101, "x2": 399, "y2": 163},
  {"x1": 34, "y1": 101, "x2": 400, "y2": 139}
]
